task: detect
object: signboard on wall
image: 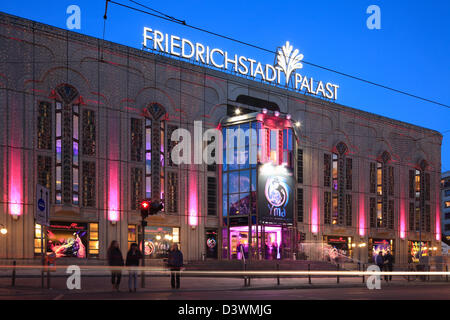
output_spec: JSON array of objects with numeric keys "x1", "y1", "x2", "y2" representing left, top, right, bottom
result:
[
  {"x1": 35, "y1": 184, "x2": 50, "y2": 226},
  {"x1": 257, "y1": 165, "x2": 294, "y2": 224}
]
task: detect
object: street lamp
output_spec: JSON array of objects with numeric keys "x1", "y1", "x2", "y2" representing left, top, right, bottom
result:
[{"x1": 0, "y1": 224, "x2": 7, "y2": 235}]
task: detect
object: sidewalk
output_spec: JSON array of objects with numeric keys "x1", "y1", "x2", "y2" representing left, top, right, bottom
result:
[{"x1": 0, "y1": 270, "x2": 449, "y2": 298}]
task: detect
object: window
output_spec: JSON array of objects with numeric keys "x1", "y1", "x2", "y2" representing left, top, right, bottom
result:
[
  {"x1": 297, "y1": 188, "x2": 304, "y2": 222},
  {"x1": 324, "y1": 146, "x2": 352, "y2": 226},
  {"x1": 131, "y1": 168, "x2": 143, "y2": 210},
  {"x1": 445, "y1": 190, "x2": 450, "y2": 197},
  {"x1": 145, "y1": 119, "x2": 152, "y2": 198},
  {"x1": 55, "y1": 101, "x2": 62, "y2": 204},
  {"x1": 415, "y1": 169, "x2": 421, "y2": 198},
  {"x1": 369, "y1": 163, "x2": 376, "y2": 194},
  {"x1": 445, "y1": 201, "x2": 450, "y2": 208},
  {"x1": 53, "y1": 84, "x2": 80, "y2": 206},
  {"x1": 131, "y1": 118, "x2": 143, "y2": 162},
  {"x1": 377, "y1": 162, "x2": 382, "y2": 196},
  {"x1": 388, "y1": 166, "x2": 394, "y2": 196},
  {"x1": 376, "y1": 200, "x2": 382, "y2": 228},
  {"x1": 409, "y1": 170, "x2": 415, "y2": 199},
  {"x1": 72, "y1": 105, "x2": 80, "y2": 205},
  {"x1": 332, "y1": 153, "x2": 338, "y2": 191},
  {"x1": 34, "y1": 224, "x2": 43, "y2": 254},
  {"x1": 82, "y1": 109, "x2": 96, "y2": 156},
  {"x1": 324, "y1": 191, "x2": 331, "y2": 225},
  {"x1": 445, "y1": 212, "x2": 450, "y2": 220},
  {"x1": 128, "y1": 225, "x2": 137, "y2": 250},
  {"x1": 167, "y1": 171, "x2": 178, "y2": 213},
  {"x1": 297, "y1": 149, "x2": 303, "y2": 184},
  {"x1": 332, "y1": 193, "x2": 338, "y2": 225},
  {"x1": 37, "y1": 155, "x2": 52, "y2": 197},
  {"x1": 345, "y1": 158, "x2": 352, "y2": 190},
  {"x1": 409, "y1": 202, "x2": 415, "y2": 231},
  {"x1": 324, "y1": 154, "x2": 331, "y2": 187},
  {"x1": 207, "y1": 176, "x2": 217, "y2": 216},
  {"x1": 346, "y1": 194, "x2": 352, "y2": 226},
  {"x1": 369, "y1": 197, "x2": 376, "y2": 228},
  {"x1": 167, "y1": 125, "x2": 179, "y2": 167},
  {"x1": 82, "y1": 161, "x2": 96, "y2": 207},
  {"x1": 445, "y1": 224, "x2": 450, "y2": 231},
  {"x1": 37, "y1": 101, "x2": 52, "y2": 150},
  {"x1": 89, "y1": 223, "x2": 99, "y2": 256}
]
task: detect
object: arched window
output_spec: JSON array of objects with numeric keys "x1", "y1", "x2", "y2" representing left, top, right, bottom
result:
[
  {"x1": 324, "y1": 142, "x2": 352, "y2": 226},
  {"x1": 143, "y1": 103, "x2": 166, "y2": 203}
]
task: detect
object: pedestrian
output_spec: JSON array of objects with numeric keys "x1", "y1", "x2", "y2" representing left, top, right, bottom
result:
[
  {"x1": 271, "y1": 242, "x2": 278, "y2": 260},
  {"x1": 384, "y1": 250, "x2": 394, "y2": 282},
  {"x1": 107, "y1": 240, "x2": 124, "y2": 291},
  {"x1": 126, "y1": 243, "x2": 142, "y2": 292},
  {"x1": 375, "y1": 251, "x2": 384, "y2": 275},
  {"x1": 167, "y1": 243, "x2": 183, "y2": 289}
]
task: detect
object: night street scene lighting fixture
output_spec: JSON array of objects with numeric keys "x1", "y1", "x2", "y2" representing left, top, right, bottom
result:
[{"x1": 0, "y1": 225, "x2": 7, "y2": 235}]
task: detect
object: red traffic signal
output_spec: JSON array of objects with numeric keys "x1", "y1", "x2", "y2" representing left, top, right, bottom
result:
[
  {"x1": 140, "y1": 200, "x2": 151, "y2": 219},
  {"x1": 141, "y1": 200, "x2": 150, "y2": 209},
  {"x1": 140, "y1": 199, "x2": 163, "y2": 220}
]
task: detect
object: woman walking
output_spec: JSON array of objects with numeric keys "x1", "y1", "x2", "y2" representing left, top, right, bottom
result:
[
  {"x1": 107, "y1": 240, "x2": 124, "y2": 291},
  {"x1": 126, "y1": 243, "x2": 142, "y2": 292}
]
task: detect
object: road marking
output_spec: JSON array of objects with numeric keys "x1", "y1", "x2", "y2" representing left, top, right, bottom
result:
[{"x1": 53, "y1": 294, "x2": 64, "y2": 300}]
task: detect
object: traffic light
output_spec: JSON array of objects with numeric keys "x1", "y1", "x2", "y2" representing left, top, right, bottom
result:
[
  {"x1": 140, "y1": 200, "x2": 150, "y2": 219},
  {"x1": 149, "y1": 200, "x2": 164, "y2": 215},
  {"x1": 140, "y1": 199, "x2": 164, "y2": 220}
]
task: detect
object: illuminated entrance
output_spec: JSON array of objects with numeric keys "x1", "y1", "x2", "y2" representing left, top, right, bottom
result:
[{"x1": 221, "y1": 111, "x2": 296, "y2": 260}]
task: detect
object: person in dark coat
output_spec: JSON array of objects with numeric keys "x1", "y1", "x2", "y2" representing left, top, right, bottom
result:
[
  {"x1": 384, "y1": 250, "x2": 394, "y2": 282},
  {"x1": 107, "y1": 240, "x2": 124, "y2": 291},
  {"x1": 271, "y1": 243, "x2": 278, "y2": 260},
  {"x1": 375, "y1": 251, "x2": 384, "y2": 273},
  {"x1": 126, "y1": 243, "x2": 142, "y2": 292},
  {"x1": 167, "y1": 243, "x2": 183, "y2": 289}
]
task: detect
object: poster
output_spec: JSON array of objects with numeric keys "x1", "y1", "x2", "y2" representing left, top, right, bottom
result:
[
  {"x1": 47, "y1": 222, "x2": 87, "y2": 258},
  {"x1": 257, "y1": 166, "x2": 294, "y2": 224}
]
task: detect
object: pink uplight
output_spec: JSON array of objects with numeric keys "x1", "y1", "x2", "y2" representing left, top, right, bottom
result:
[
  {"x1": 188, "y1": 169, "x2": 198, "y2": 226},
  {"x1": 435, "y1": 204, "x2": 441, "y2": 241},
  {"x1": 108, "y1": 161, "x2": 119, "y2": 222},
  {"x1": 311, "y1": 188, "x2": 319, "y2": 233},
  {"x1": 358, "y1": 195, "x2": 365, "y2": 236},
  {"x1": 9, "y1": 148, "x2": 22, "y2": 217},
  {"x1": 399, "y1": 200, "x2": 406, "y2": 239}
]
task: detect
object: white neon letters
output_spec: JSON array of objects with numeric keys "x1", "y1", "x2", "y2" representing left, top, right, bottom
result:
[{"x1": 143, "y1": 27, "x2": 339, "y2": 100}]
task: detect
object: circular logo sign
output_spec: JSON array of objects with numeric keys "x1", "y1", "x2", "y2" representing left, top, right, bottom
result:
[
  {"x1": 264, "y1": 176, "x2": 289, "y2": 208},
  {"x1": 38, "y1": 198, "x2": 46, "y2": 211}
]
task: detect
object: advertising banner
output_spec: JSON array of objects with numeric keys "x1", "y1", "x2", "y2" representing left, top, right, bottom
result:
[{"x1": 257, "y1": 165, "x2": 294, "y2": 224}]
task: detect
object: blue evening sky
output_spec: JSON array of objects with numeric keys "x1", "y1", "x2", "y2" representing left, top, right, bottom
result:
[{"x1": 1, "y1": 0, "x2": 449, "y2": 171}]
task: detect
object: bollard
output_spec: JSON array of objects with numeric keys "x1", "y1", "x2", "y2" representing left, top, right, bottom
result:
[
  {"x1": 41, "y1": 259, "x2": 45, "y2": 288},
  {"x1": 276, "y1": 263, "x2": 280, "y2": 285},
  {"x1": 446, "y1": 265, "x2": 448, "y2": 282},
  {"x1": 11, "y1": 261, "x2": 16, "y2": 287},
  {"x1": 243, "y1": 262, "x2": 248, "y2": 287},
  {"x1": 337, "y1": 264, "x2": 340, "y2": 284},
  {"x1": 362, "y1": 264, "x2": 365, "y2": 283},
  {"x1": 407, "y1": 264, "x2": 410, "y2": 282},
  {"x1": 47, "y1": 270, "x2": 50, "y2": 289},
  {"x1": 308, "y1": 264, "x2": 311, "y2": 284}
]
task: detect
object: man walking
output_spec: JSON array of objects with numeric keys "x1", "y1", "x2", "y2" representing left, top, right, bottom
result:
[
  {"x1": 384, "y1": 250, "x2": 394, "y2": 282},
  {"x1": 168, "y1": 243, "x2": 183, "y2": 289}
]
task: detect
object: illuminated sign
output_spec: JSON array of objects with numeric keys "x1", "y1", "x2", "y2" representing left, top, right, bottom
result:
[
  {"x1": 143, "y1": 28, "x2": 339, "y2": 100},
  {"x1": 258, "y1": 166, "x2": 294, "y2": 224}
]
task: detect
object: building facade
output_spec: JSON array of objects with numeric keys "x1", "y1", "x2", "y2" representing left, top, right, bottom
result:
[
  {"x1": 0, "y1": 12, "x2": 443, "y2": 264},
  {"x1": 441, "y1": 171, "x2": 450, "y2": 240}
]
